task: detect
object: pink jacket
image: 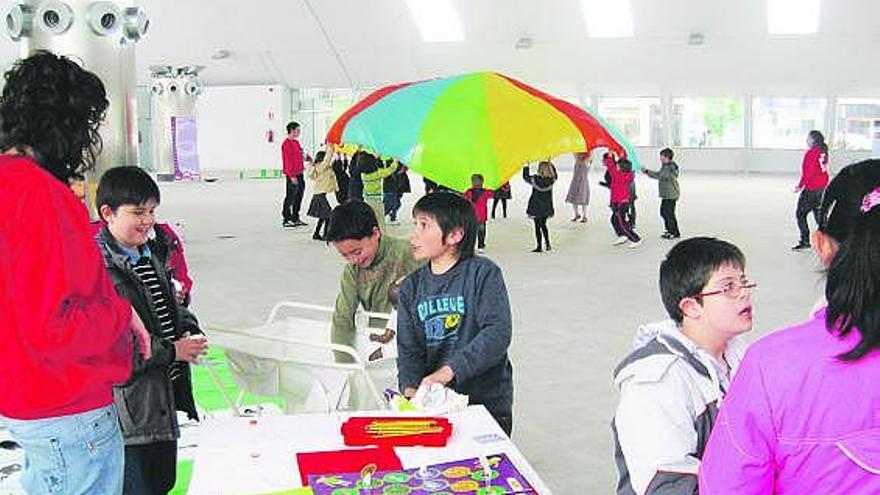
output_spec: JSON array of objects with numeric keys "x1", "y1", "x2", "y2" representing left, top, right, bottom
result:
[{"x1": 700, "y1": 307, "x2": 880, "y2": 494}]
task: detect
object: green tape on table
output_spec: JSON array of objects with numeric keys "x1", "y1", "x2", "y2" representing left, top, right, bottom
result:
[{"x1": 170, "y1": 460, "x2": 194, "y2": 494}]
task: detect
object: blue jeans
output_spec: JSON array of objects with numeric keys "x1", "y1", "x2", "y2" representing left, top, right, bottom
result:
[{"x1": 1, "y1": 404, "x2": 124, "y2": 494}]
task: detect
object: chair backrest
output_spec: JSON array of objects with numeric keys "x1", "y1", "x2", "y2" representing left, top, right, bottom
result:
[{"x1": 202, "y1": 301, "x2": 392, "y2": 414}]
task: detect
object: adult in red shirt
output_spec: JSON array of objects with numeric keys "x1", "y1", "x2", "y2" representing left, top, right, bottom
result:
[
  {"x1": 792, "y1": 130, "x2": 830, "y2": 250},
  {"x1": 0, "y1": 52, "x2": 150, "y2": 494},
  {"x1": 281, "y1": 121, "x2": 309, "y2": 227}
]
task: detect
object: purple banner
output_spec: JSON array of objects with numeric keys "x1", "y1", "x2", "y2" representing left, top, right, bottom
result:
[{"x1": 172, "y1": 115, "x2": 201, "y2": 181}]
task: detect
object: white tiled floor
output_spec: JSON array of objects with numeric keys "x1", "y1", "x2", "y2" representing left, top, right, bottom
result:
[{"x1": 160, "y1": 170, "x2": 822, "y2": 494}]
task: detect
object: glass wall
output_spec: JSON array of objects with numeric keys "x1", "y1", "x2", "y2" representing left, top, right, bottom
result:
[
  {"x1": 597, "y1": 97, "x2": 664, "y2": 146},
  {"x1": 835, "y1": 98, "x2": 880, "y2": 150},
  {"x1": 671, "y1": 97, "x2": 744, "y2": 148},
  {"x1": 752, "y1": 97, "x2": 827, "y2": 149}
]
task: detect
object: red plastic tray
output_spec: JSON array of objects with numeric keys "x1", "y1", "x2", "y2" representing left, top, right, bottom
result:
[{"x1": 341, "y1": 416, "x2": 453, "y2": 447}]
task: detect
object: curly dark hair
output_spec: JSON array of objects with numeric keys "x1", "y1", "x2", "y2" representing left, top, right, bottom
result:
[{"x1": 0, "y1": 51, "x2": 108, "y2": 182}]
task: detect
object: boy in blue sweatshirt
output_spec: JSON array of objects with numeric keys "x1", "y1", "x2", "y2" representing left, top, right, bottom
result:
[{"x1": 397, "y1": 192, "x2": 515, "y2": 435}]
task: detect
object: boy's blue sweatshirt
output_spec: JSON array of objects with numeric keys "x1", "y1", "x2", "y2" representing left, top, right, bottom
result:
[{"x1": 397, "y1": 256, "x2": 513, "y2": 417}]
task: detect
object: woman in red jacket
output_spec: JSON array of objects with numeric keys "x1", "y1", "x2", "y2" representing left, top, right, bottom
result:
[
  {"x1": 0, "y1": 52, "x2": 150, "y2": 494},
  {"x1": 792, "y1": 130, "x2": 830, "y2": 250}
]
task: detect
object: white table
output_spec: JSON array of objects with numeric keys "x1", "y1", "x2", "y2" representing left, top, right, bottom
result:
[{"x1": 187, "y1": 405, "x2": 553, "y2": 495}]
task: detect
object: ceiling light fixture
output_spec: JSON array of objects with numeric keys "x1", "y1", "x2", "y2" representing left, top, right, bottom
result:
[
  {"x1": 768, "y1": 0, "x2": 820, "y2": 34},
  {"x1": 210, "y1": 49, "x2": 231, "y2": 60},
  {"x1": 580, "y1": 0, "x2": 633, "y2": 38},
  {"x1": 406, "y1": 0, "x2": 464, "y2": 42}
]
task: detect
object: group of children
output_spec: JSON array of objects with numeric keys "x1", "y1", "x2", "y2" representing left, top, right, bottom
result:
[
  {"x1": 602, "y1": 149, "x2": 679, "y2": 248},
  {"x1": 282, "y1": 129, "x2": 415, "y2": 239},
  {"x1": 303, "y1": 144, "x2": 681, "y2": 257},
  {"x1": 11, "y1": 50, "x2": 879, "y2": 495},
  {"x1": 324, "y1": 192, "x2": 516, "y2": 435}
]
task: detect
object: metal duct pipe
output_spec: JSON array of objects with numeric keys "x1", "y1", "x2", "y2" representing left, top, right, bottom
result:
[{"x1": 4, "y1": 0, "x2": 149, "y2": 204}]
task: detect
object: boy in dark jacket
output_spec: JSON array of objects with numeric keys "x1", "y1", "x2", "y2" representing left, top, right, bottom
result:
[
  {"x1": 96, "y1": 166, "x2": 209, "y2": 494},
  {"x1": 642, "y1": 148, "x2": 681, "y2": 239},
  {"x1": 397, "y1": 192, "x2": 515, "y2": 435}
]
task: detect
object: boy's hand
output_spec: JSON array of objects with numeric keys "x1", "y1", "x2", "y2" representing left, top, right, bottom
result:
[
  {"x1": 172, "y1": 279, "x2": 186, "y2": 305},
  {"x1": 403, "y1": 387, "x2": 418, "y2": 399},
  {"x1": 130, "y1": 311, "x2": 151, "y2": 360},
  {"x1": 421, "y1": 365, "x2": 455, "y2": 388},
  {"x1": 174, "y1": 335, "x2": 208, "y2": 363}
]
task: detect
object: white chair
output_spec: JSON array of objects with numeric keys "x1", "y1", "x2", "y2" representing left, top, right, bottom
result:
[{"x1": 202, "y1": 301, "x2": 393, "y2": 415}]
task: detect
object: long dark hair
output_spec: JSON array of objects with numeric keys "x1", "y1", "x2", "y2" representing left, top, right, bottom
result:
[
  {"x1": 0, "y1": 51, "x2": 108, "y2": 182},
  {"x1": 819, "y1": 159, "x2": 880, "y2": 360},
  {"x1": 808, "y1": 130, "x2": 829, "y2": 163}
]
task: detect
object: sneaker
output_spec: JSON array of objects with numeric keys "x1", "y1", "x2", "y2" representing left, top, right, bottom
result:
[
  {"x1": 312, "y1": 233, "x2": 324, "y2": 241},
  {"x1": 791, "y1": 242, "x2": 811, "y2": 251},
  {"x1": 477, "y1": 248, "x2": 485, "y2": 254},
  {"x1": 661, "y1": 232, "x2": 674, "y2": 239},
  {"x1": 531, "y1": 247, "x2": 543, "y2": 253},
  {"x1": 628, "y1": 240, "x2": 643, "y2": 248},
  {"x1": 613, "y1": 236, "x2": 628, "y2": 245},
  {"x1": 545, "y1": 244, "x2": 552, "y2": 251},
  {"x1": 293, "y1": 220, "x2": 308, "y2": 227},
  {"x1": 579, "y1": 217, "x2": 588, "y2": 223},
  {"x1": 571, "y1": 216, "x2": 581, "y2": 222},
  {"x1": 282, "y1": 221, "x2": 296, "y2": 228}
]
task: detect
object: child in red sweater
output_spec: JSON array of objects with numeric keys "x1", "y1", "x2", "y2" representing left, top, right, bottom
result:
[
  {"x1": 605, "y1": 156, "x2": 642, "y2": 247},
  {"x1": 464, "y1": 174, "x2": 494, "y2": 253}
]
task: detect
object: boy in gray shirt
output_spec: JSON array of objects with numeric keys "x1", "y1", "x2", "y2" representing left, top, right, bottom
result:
[
  {"x1": 642, "y1": 147, "x2": 681, "y2": 239},
  {"x1": 397, "y1": 192, "x2": 514, "y2": 435}
]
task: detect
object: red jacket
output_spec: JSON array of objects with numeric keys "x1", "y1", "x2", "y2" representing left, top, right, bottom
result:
[
  {"x1": 464, "y1": 188, "x2": 493, "y2": 223},
  {"x1": 798, "y1": 146, "x2": 829, "y2": 191},
  {"x1": 282, "y1": 138, "x2": 304, "y2": 177},
  {"x1": 0, "y1": 156, "x2": 133, "y2": 420},
  {"x1": 157, "y1": 223, "x2": 193, "y2": 295},
  {"x1": 605, "y1": 156, "x2": 634, "y2": 205}
]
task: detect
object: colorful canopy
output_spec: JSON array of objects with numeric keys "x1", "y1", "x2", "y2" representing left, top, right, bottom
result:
[{"x1": 326, "y1": 71, "x2": 638, "y2": 191}]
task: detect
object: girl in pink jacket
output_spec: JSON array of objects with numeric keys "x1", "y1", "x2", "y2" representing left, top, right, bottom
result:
[{"x1": 700, "y1": 159, "x2": 880, "y2": 494}]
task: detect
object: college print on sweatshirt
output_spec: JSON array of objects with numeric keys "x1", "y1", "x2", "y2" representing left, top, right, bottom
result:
[{"x1": 417, "y1": 294, "x2": 465, "y2": 347}]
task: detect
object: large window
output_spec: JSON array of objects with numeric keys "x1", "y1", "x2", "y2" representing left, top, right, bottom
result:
[
  {"x1": 296, "y1": 88, "x2": 360, "y2": 152},
  {"x1": 672, "y1": 97, "x2": 744, "y2": 148},
  {"x1": 752, "y1": 97, "x2": 827, "y2": 149},
  {"x1": 597, "y1": 97, "x2": 663, "y2": 147},
  {"x1": 835, "y1": 98, "x2": 880, "y2": 150}
]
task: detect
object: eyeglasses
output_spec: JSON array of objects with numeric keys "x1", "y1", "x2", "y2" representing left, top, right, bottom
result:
[{"x1": 695, "y1": 279, "x2": 757, "y2": 300}]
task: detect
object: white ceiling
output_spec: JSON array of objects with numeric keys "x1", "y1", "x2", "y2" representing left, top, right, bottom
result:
[{"x1": 1, "y1": 0, "x2": 878, "y2": 94}]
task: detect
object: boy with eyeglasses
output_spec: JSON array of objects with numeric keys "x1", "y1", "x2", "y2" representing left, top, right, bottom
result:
[{"x1": 611, "y1": 237, "x2": 755, "y2": 495}]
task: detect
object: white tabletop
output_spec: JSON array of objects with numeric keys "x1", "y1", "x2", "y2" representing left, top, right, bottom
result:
[{"x1": 187, "y1": 405, "x2": 553, "y2": 495}]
